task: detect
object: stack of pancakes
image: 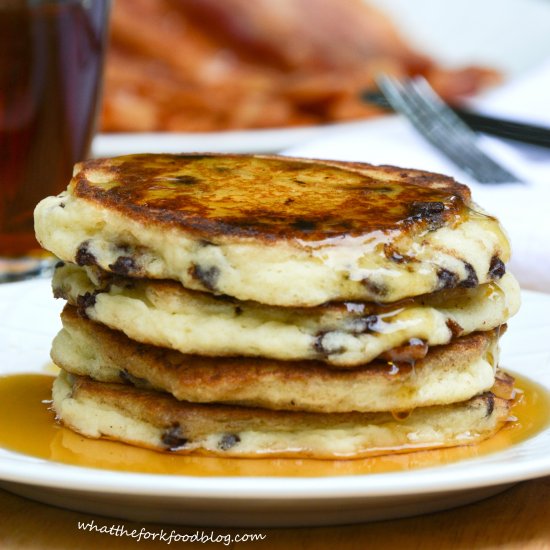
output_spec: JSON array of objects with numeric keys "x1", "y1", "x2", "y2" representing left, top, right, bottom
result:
[{"x1": 34, "y1": 154, "x2": 520, "y2": 459}]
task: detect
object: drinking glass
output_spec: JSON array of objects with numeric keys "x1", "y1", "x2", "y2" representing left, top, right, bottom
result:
[{"x1": 0, "y1": 0, "x2": 110, "y2": 282}]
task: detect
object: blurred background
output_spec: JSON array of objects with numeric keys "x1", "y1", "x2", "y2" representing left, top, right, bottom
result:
[{"x1": 97, "y1": 0, "x2": 550, "y2": 137}]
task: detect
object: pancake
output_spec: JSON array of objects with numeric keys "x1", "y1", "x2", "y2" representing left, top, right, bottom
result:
[
  {"x1": 52, "y1": 263, "x2": 519, "y2": 367},
  {"x1": 34, "y1": 154, "x2": 510, "y2": 307},
  {"x1": 52, "y1": 370, "x2": 515, "y2": 459},
  {"x1": 52, "y1": 305, "x2": 502, "y2": 413}
]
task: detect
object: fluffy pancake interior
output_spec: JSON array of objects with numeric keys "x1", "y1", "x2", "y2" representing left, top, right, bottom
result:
[
  {"x1": 52, "y1": 370, "x2": 515, "y2": 459},
  {"x1": 51, "y1": 263, "x2": 519, "y2": 367},
  {"x1": 52, "y1": 305, "x2": 503, "y2": 413}
]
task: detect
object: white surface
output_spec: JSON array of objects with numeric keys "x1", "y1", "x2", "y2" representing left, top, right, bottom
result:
[
  {"x1": 368, "y1": 0, "x2": 550, "y2": 77},
  {"x1": 0, "y1": 279, "x2": 550, "y2": 526},
  {"x1": 286, "y1": 60, "x2": 550, "y2": 294}
]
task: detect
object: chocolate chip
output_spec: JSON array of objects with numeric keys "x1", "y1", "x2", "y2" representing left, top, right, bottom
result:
[
  {"x1": 357, "y1": 314, "x2": 379, "y2": 333},
  {"x1": 218, "y1": 433, "x2": 241, "y2": 451},
  {"x1": 54, "y1": 261, "x2": 65, "y2": 269},
  {"x1": 459, "y1": 262, "x2": 478, "y2": 288},
  {"x1": 118, "y1": 369, "x2": 148, "y2": 387},
  {"x1": 77, "y1": 291, "x2": 97, "y2": 310},
  {"x1": 485, "y1": 393, "x2": 495, "y2": 417},
  {"x1": 314, "y1": 332, "x2": 346, "y2": 356},
  {"x1": 234, "y1": 306, "x2": 243, "y2": 316},
  {"x1": 389, "y1": 251, "x2": 405, "y2": 263},
  {"x1": 59, "y1": 202, "x2": 65, "y2": 208},
  {"x1": 437, "y1": 268, "x2": 459, "y2": 290},
  {"x1": 408, "y1": 201, "x2": 446, "y2": 230},
  {"x1": 314, "y1": 332, "x2": 329, "y2": 356},
  {"x1": 76, "y1": 291, "x2": 100, "y2": 318},
  {"x1": 172, "y1": 175, "x2": 200, "y2": 185},
  {"x1": 189, "y1": 264, "x2": 220, "y2": 291},
  {"x1": 108, "y1": 256, "x2": 137, "y2": 276},
  {"x1": 291, "y1": 219, "x2": 317, "y2": 231},
  {"x1": 53, "y1": 287, "x2": 68, "y2": 300},
  {"x1": 488, "y1": 256, "x2": 506, "y2": 280},
  {"x1": 161, "y1": 424, "x2": 188, "y2": 450},
  {"x1": 361, "y1": 278, "x2": 387, "y2": 297},
  {"x1": 384, "y1": 244, "x2": 414, "y2": 264},
  {"x1": 409, "y1": 201, "x2": 445, "y2": 218},
  {"x1": 75, "y1": 241, "x2": 97, "y2": 266}
]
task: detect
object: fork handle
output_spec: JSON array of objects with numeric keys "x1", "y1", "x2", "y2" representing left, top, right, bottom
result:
[{"x1": 362, "y1": 90, "x2": 550, "y2": 149}]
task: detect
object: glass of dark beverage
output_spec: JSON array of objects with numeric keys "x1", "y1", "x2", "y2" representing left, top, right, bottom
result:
[{"x1": 0, "y1": 0, "x2": 109, "y2": 282}]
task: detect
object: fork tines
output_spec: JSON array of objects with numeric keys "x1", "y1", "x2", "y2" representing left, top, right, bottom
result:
[{"x1": 376, "y1": 75, "x2": 522, "y2": 184}]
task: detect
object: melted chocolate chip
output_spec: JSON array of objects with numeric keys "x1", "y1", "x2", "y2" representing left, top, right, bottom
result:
[
  {"x1": 190, "y1": 264, "x2": 220, "y2": 291},
  {"x1": 485, "y1": 393, "x2": 495, "y2": 417},
  {"x1": 488, "y1": 256, "x2": 506, "y2": 280},
  {"x1": 361, "y1": 278, "x2": 387, "y2": 297},
  {"x1": 76, "y1": 291, "x2": 100, "y2": 318},
  {"x1": 459, "y1": 262, "x2": 478, "y2": 288},
  {"x1": 108, "y1": 256, "x2": 137, "y2": 276},
  {"x1": 161, "y1": 424, "x2": 188, "y2": 450},
  {"x1": 361, "y1": 314, "x2": 379, "y2": 333},
  {"x1": 384, "y1": 243, "x2": 414, "y2": 264},
  {"x1": 291, "y1": 219, "x2": 317, "y2": 231},
  {"x1": 77, "y1": 291, "x2": 97, "y2": 310},
  {"x1": 75, "y1": 241, "x2": 97, "y2": 266},
  {"x1": 218, "y1": 433, "x2": 241, "y2": 451},
  {"x1": 409, "y1": 201, "x2": 445, "y2": 218},
  {"x1": 437, "y1": 269, "x2": 459, "y2": 290},
  {"x1": 314, "y1": 332, "x2": 329, "y2": 356},
  {"x1": 54, "y1": 261, "x2": 65, "y2": 269},
  {"x1": 172, "y1": 175, "x2": 201, "y2": 185},
  {"x1": 314, "y1": 332, "x2": 346, "y2": 356},
  {"x1": 118, "y1": 369, "x2": 148, "y2": 387},
  {"x1": 408, "y1": 201, "x2": 446, "y2": 230}
]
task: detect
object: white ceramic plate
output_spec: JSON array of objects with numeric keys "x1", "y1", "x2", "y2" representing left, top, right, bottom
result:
[
  {"x1": 92, "y1": 120, "x2": 381, "y2": 157},
  {"x1": 0, "y1": 279, "x2": 549, "y2": 527}
]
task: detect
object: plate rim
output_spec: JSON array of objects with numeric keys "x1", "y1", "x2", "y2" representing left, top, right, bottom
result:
[{"x1": 1, "y1": 281, "x2": 550, "y2": 502}]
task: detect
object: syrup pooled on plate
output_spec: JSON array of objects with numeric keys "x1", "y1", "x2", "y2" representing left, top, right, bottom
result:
[{"x1": 0, "y1": 372, "x2": 548, "y2": 477}]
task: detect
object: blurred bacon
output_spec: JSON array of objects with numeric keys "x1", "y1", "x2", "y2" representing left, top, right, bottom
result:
[{"x1": 100, "y1": 0, "x2": 499, "y2": 132}]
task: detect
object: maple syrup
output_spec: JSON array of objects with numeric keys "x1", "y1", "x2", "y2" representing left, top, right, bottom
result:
[{"x1": 0, "y1": 371, "x2": 548, "y2": 477}]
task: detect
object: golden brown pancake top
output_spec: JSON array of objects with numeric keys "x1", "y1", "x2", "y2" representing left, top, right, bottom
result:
[{"x1": 70, "y1": 154, "x2": 472, "y2": 241}]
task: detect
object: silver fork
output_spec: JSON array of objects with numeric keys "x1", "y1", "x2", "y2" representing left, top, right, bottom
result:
[{"x1": 376, "y1": 75, "x2": 522, "y2": 183}]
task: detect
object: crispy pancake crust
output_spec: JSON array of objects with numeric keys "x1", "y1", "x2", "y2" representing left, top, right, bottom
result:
[
  {"x1": 70, "y1": 154, "x2": 471, "y2": 239},
  {"x1": 52, "y1": 370, "x2": 514, "y2": 459},
  {"x1": 35, "y1": 154, "x2": 511, "y2": 306},
  {"x1": 52, "y1": 263, "x2": 519, "y2": 367},
  {"x1": 53, "y1": 305, "x2": 502, "y2": 413}
]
